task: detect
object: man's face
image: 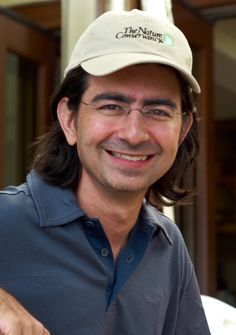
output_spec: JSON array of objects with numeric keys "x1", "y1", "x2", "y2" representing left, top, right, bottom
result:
[{"x1": 60, "y1": 64, "x2": 192, "y2": 198}]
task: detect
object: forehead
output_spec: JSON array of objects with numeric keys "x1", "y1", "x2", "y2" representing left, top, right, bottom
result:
[{"x1": 84, "y1": 64, "x2": 181, "y2": 100}]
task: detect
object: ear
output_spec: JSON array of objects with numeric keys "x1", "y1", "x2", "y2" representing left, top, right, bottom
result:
[
  {"x1": 179, "y1": 112, "x2": 193, "y2": 145},
  {"x1": 57, "y1": 97, "x2": 77, "y2": 146}
]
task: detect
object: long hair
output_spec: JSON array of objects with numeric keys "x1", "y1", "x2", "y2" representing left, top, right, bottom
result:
[{"x1": 31, "y1": 66, "x2": 199, "y2": 207}]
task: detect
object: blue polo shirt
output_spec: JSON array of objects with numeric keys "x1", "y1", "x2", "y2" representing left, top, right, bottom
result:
[
  {"x1": 81, "y1": 215, "x2": 157, "y2": 307},
  {"x1": 0, "y1": 171, "x2": 211, "y2": 335}
]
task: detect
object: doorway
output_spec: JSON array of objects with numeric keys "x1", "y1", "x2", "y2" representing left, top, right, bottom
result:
[
  {"x1": 213, "y1": 17, "x2": 236, "y2": 307},
  {"x1": 0, "y1": 7, "x2": 58, "y2": 187}
]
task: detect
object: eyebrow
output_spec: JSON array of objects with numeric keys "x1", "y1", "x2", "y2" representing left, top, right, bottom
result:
[
  {"x1": 143, "y1": 98, "x2": 177, "y2": 110},
  {"x1": 91, "y1": 92, "x2": 134, "y2": 104},
  {"x1": 91, "y1": 92, "x2": 177, "y2": 110}
]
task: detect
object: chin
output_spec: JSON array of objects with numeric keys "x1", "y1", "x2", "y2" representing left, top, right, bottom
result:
[{"x1": 107, "y1": 181, "x2": 149, "y2": 195}]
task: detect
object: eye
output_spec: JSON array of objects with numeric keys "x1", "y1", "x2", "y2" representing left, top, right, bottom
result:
[
  {"x1": 102, "y1": 104, "x2": 123, "y2": 111},
  {"x1": 147, "y1": 107, "x2": 173, "y2": 120},
  {"x1": 97, "y1": 103, "x2": 126, "y2": 116}
]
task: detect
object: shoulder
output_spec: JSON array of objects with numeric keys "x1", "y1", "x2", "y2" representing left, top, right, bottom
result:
[
  {"x1": 0, "y1": 182, "x2": 30, "y2": 205},
  {"x1": 142, "y1": 203, "x2": 193, "y2": 276},
  {"x1": 142, "y1": 202, "x2": 185, "y2": 245},
  {"x1": 0, "y1": 181, "x2": 35, "y2": 225}
]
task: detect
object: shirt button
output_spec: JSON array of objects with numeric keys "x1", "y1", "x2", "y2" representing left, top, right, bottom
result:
[
  {"x1": 126, "y1": 254, "x2": 134, "y2": 263},
  {"x1": 101, "y1": 247, "x2": 109, "y2": 257},
  {"x1": 86, "y1": 220, "x2": 95, "y2": 229},
  {"x1": 143, "y1": 226, "x2": 150, "y2": 233}
]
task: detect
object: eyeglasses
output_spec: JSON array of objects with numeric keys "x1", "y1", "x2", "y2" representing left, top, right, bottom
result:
[{"x1": 80, "y1": 100, "x2": 190, "y2": 123}]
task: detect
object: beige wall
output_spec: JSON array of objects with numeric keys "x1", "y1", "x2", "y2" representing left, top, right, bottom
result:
[{"x1": 61, "y1": 0, "x2": 97, "y2": 75}]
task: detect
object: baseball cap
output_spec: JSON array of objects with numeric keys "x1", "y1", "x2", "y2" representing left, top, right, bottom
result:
[{"x1": 64, "y1": 9, "x2": 201, "y2": 93}]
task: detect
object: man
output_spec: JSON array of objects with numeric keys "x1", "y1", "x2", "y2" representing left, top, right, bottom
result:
[{"x1": 0, "y1": 9, "x2": 211, "y2": 335}]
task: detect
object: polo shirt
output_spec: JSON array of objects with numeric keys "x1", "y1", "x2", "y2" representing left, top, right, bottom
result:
[{"x1": 0, "y1": 170, "x2": 211, "y2": 335}]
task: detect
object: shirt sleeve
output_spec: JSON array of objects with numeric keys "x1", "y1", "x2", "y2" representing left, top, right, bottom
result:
[{"x1": 175, "y1": 268, "x2": 212, "y2": 335}]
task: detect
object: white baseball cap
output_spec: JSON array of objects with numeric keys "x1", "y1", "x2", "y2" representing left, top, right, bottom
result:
[{"x1": 64, "y1": 9, "x2": 201, "y2": 93}]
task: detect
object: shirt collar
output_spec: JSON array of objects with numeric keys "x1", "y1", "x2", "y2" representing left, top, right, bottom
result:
[
  {"x1": 27, "y1": 170, "x2": 85, "y2": 227},
  {"x1": 27, "y1": 170, "x2": 173, "y2": 245},
  {"x1": 140, "y1": 204, "x2": 173, "y2": 245}
]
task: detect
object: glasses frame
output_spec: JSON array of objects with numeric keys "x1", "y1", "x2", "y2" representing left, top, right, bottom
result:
[{"x1": 80, "y1": 100, "x2": 192, "y2": 122}]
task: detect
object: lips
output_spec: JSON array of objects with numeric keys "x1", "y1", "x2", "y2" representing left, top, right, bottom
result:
[{"x1": 109, "y1": 151, "x2": 149, "y2": 161}]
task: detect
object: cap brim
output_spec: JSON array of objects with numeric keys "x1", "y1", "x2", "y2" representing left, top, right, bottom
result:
[{"x1": 81, "y1": 53, "x2": 201, "y2": 93}]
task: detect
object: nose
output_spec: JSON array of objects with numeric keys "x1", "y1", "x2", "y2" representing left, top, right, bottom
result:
[{"x1": 118, "y1": 110, "x2": 150, "y2": 145}]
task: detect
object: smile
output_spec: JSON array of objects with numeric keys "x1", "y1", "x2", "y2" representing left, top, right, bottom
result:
[{"x1": 110, "y1": 151, "x2": 149, "y2": 161}]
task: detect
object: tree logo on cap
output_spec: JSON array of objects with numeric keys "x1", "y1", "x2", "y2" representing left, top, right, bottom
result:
[{"x1": 163, "y1": 33, "x2": 173, "y2": 46}]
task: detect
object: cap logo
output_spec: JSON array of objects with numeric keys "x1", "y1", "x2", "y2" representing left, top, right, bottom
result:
[
  {"x1": 116, "y1": 26, "x2": 166, "y2": 43},
  {"x1": 163, "y1": 33, "x2": 173, "y2": 46}
]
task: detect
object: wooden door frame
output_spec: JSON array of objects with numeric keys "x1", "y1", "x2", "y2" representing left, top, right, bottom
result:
[
  {"x1": 0, "y1": 9, "x2": 57, "y2": 187},
  {"x1": 173, "y1": 0, "x2": 216, "y2": 295}
]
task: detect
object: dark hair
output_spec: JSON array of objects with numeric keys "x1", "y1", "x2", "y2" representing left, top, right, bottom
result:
[{"x1": 31, "y1": 66, "x2": 199, "y2": 207}]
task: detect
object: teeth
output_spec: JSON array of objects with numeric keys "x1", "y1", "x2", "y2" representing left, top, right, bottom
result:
[{"x1": 112, "y1": 152, "x2": 148, "y2": 161}]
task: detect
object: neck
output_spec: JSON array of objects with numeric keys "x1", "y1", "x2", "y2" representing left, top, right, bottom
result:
[{"x1": 75, "y1": 178, "x2": 145, "y2": 261}]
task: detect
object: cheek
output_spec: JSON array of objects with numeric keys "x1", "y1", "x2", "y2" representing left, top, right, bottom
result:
[
  {"x1": 155, "y1": 123, "x2": 182, "y2": 151},
  {"x1": 77, "y1": 115, "x2": 114, "y2": 148}
]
